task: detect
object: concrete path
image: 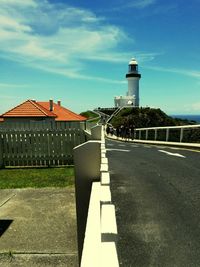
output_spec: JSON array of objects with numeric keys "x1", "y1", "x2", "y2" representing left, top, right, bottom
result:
[{"x1": 0, "y1": 188, "x2": 78, "y2": 267}]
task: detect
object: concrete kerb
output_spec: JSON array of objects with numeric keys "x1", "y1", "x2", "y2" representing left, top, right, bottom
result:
[
  {"x1": 101, "y1": 204, "x2": 118, "y2": 242},
  {"x1": 101, "y1": 172, "x2": 110, "y2": 185},
  {"x1": 100, "y1": 163, "x2": 109, "y2": 172},
  {"x1": 101, "y1": 157, "x2": 108, "y2": 164},
  {"x1": 100, "y1": 185, "x2": 112, "y2": 204},
  {"x1": 101, "y1": 152, "x2": 106, "y2": 159},
  {"x1": 99, "y1": 130, "x2": 119, "y2": 266}
]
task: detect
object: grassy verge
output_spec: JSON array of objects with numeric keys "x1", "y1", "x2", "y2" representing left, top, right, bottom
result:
[
  {"x1": 80, "y1": 110, "x2": 99, "y2": 120},
  {"x1": 0, "y1": 167, "x2": 74, "y2": 189}
]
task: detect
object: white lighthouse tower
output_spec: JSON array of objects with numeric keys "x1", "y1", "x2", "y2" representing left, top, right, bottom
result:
[
  {"x1": 126, "y1": 58, "x2": 141, "y2": 106},
  {"x1": 114, "y1": 58, "x2": 141, "y2": 107}
]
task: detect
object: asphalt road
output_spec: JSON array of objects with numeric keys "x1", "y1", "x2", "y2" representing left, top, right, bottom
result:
[{"x1": 106, "y1": 139, "x2": 200, "y2": 267}]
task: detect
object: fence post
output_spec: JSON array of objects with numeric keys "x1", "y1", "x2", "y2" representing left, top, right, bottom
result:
[
  {"x1": 166, "y1": 128, "x2": 169, "y2": 142},
  {"x1": 139, "y1": 130, "x2": 141, "y2": 140},
  {"x1": 73, "y1": 140, "x2": 101, "y2": 264},
  {"x1": 145, "y1": 130, "x2": 148, "y2": 140},
  {"x1": 154, "y1": 129, "x2": 157, "y2": 140}
]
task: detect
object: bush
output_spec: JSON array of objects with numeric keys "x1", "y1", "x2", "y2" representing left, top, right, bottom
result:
[{"x1": 110, "y1": 107, "x2": 195, "y2": 128}]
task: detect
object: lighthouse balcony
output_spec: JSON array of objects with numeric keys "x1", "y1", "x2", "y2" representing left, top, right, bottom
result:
[{"x1": 126, "y1": 73, "x2": 141, "y2": 78}]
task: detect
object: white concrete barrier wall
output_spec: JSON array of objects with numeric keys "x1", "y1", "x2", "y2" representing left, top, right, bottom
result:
[
  {"x1": 81, "y1": 182, "x2": 101, "y2": 267},
  {"x1": 80, "y1": 126, "x2": 119, "y2": 267}
]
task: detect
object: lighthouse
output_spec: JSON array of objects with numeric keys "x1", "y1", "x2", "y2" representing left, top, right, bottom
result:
[
  {"x1": 126, "y1": 58, "x2": 141, "y2": 106},
  {"x1": 114, "y1": 58, "x2": 141, "y2": 107}
]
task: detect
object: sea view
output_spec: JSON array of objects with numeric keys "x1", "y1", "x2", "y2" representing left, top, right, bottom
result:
[{"x1": 171, "y1": 115, "x2": 200, "y2": 123}]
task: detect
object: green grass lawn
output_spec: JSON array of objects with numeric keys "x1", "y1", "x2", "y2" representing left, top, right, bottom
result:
[
  {"x1": 80, "y1": 110, "x2": 99, "y2": 120},
  {"x1": 0, "y1": 167, "x2": 75, "y2": 189}
]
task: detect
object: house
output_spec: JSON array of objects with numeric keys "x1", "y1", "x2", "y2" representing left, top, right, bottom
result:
[{"x1": 0, "y1": 99, "x2": 86, "y2": 122}]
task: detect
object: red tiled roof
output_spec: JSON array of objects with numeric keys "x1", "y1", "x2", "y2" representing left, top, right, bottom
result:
[
  {"x1": 1, "y1": 100, "x2": 56, "y2": 118},
  {"x1": 38, "y1": 102, "x2": 87, "y2": 121},
  {"x1": 1, "y1": 100, "x2": 86, "y2": 121}
]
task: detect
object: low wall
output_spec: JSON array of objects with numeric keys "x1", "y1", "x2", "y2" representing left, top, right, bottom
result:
[{"x1": 74, "y1": 126, "x2": 119, "y2": 267}]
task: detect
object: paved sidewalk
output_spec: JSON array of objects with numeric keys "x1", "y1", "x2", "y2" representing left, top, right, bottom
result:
[{"x1": 0, "y1": 188, "x2": 78, "y2": 267}]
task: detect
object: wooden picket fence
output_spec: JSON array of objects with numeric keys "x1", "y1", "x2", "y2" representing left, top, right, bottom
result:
[{"x1": 0, "y1": 128, "x2": 87, "y2": 167}]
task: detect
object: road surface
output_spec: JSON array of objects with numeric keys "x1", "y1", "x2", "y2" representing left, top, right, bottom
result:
[{"x1": 106, "y1": 139, "x2": 200, "y2": 267}]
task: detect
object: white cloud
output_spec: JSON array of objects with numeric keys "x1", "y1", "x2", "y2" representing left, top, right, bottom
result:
[
  {"x1": 0, "y1": 15, "x2": 32, "y2": 32},
  {"x1": 0, "y1": 0, "x2": 37, "y2": 7},
  {"x1": 0, "y1": 0, "x2": 155, "y2": 83},
  {"x1": 0, "y1": 0, "x2": 125, "y2": 81}
]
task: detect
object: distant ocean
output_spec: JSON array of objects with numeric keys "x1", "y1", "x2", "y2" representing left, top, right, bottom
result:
[{"x1": 171, "y1": 115, "x2": 200, "y2": 123}]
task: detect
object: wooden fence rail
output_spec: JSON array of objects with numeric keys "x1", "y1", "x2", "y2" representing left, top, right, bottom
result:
[
  {"x1": 0, "y1": 121, "x2": 86, "y2": 131},
  {"x1": 0, "y1": 128, "x2": 87, "y2": 167}
]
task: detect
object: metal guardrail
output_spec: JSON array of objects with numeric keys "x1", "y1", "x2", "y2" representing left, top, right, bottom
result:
[{"x1": 135, "y1": 124, "x2": 200, "y2": 143}]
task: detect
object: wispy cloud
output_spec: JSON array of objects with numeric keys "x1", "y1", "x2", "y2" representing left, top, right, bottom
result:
[
  {"x1": 0, "y1": 0, "x2": 155, "y2": 83},
  {"x1": 108, "y1": 0, "x2": 156, "y2": 12},
  {"x1": 145, "y1": 66, "x2": 200, "y2": 79},
  {"x1": 30, "y1": 63, "x2": 127, "y2": 84},
  {"x1": 125, "y1": 0, "x2": 156, "y2": 9}
]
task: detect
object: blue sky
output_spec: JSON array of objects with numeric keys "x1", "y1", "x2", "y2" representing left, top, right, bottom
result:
[{"x1": 0, "y1": 0, "x2": 200, "y2": 115}]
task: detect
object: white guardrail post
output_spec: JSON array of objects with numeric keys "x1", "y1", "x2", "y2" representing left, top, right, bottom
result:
[{"x1": 74, "y1": 125, "x2": 119, "y2": 267}]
